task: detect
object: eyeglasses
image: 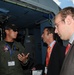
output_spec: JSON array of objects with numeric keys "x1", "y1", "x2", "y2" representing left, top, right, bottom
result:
[
  {"x1": 55, "y1": 20, "x2": 64, "y2": 28},
  {"x1": 13, "y1": 29, "x2": 18, "y2": 32},
  {"x1": 11, "y1": 29, "x2": 18, "y2": 32},
  {"x1": 55, "y1": 20, "x2": 64, "y2": 25}
]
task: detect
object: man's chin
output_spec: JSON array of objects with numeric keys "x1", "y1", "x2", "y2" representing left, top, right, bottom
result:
[{"x1": 13, "y1": 37, "x2": 17, "y2": 39}]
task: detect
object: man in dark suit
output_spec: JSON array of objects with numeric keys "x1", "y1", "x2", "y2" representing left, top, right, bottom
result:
[
  {"x1": 41, "y1": 27, "x2": 65, "y2": 75},
  {"x1": 54, "y1": 7, "x2": 74, "y2": 75}
]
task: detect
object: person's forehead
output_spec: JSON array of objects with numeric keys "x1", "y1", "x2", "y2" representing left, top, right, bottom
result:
[
  {"x1": 6, "y1": 29, "x2": 15, "y2": 31},
  {"x1": 43, "y1": 28, "x2": 48, "y2": 32},
  {"x1": 55, "y1": 14, "x2": 61, "y2": 21},
  {"x1": 6, "y1": 29, "x2": 13, "y2": 31},
  {"x1": 43, "y1": 29, "x2": 48, "y2": 34}
]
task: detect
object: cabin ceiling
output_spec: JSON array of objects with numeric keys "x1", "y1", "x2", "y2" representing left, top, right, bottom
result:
[{"x1": 0, "y1": 0, "x2": 49, "y2": 29}]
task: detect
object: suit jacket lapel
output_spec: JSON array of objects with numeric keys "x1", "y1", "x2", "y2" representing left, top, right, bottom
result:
[{"x1": 60, "y1": 41, "x2": 74, "y2": 75}]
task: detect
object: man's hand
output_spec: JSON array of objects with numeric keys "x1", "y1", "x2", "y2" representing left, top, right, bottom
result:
[{"x1": 17, "y1": 53, "x2": 30, "y2": 63}]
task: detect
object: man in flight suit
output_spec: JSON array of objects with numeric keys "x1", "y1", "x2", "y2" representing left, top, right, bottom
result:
[{"x1": 0, "y1": 22, "x2": 29, "y2": 75}]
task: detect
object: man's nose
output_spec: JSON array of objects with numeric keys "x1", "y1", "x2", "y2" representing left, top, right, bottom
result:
[{"x1": 55, "y1": 28, "x2": 58, "y2": 33}]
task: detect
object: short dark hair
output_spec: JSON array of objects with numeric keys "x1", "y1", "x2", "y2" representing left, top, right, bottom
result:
[{"x1": 43, "y1": 27, "x2": 56, "y2": 39}]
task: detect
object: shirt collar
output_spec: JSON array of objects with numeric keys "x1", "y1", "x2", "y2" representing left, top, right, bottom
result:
[
  {"x1": 69, "y1": 33, "x2": 74, "y2": 44},
  {"x1": 49, "y1": 40, "x2": 56, "y2": 47}
]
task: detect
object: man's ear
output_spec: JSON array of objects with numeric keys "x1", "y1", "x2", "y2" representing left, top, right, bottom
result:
[{"x1": 65, "y1": 15, "x2": 72, "y2": 25}]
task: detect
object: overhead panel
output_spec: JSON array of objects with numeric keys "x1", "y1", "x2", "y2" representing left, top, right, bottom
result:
[{"x1": 4, "y1": 0, "x2": 51, "y2": 14}]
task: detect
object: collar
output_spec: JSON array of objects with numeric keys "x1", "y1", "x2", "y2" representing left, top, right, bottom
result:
[
  {"x1": 49, "y1": 40, "x2": 56, "y2": 47},
  {"x1": 69, "y1": 33, "x2": 74, "y2": 44}
]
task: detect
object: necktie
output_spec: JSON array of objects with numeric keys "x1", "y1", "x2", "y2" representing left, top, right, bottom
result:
[
  {"x1": 65, "y1": 43, "x2": 71, "y2": 55},
  {"x1": 46, "y1": 46, "x2": 51, "y2": 67}
]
